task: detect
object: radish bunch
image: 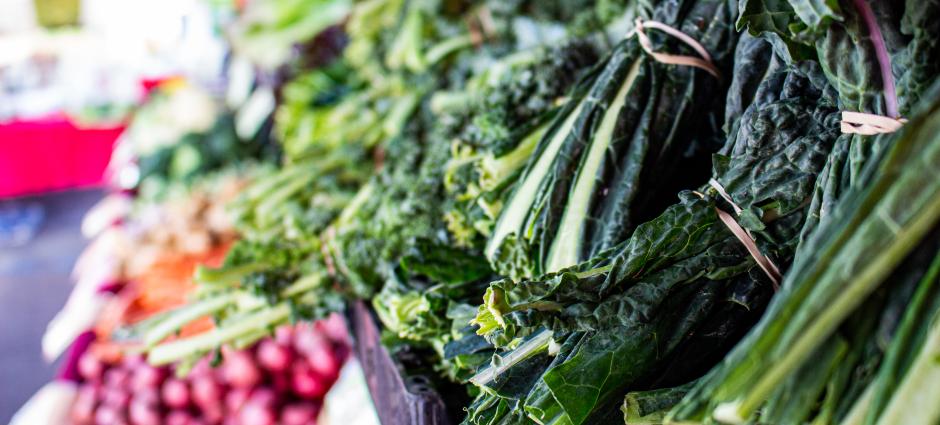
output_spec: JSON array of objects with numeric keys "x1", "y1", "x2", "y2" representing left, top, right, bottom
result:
[{"x1": 71, "y1": 320, "x2": 349, "y2": 425}]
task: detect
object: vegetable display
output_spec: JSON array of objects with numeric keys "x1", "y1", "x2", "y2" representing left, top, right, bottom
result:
[
  {"x1": 102, "y1": 0, "x2": 940, "y2": 424},
  {"x1": 71, "y1": 321, "x2": 348, "y2": 425}
]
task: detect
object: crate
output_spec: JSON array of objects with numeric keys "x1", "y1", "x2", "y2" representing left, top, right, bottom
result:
[{"x1": 346, "y1": 300, "x2": 453, "y2": 425}]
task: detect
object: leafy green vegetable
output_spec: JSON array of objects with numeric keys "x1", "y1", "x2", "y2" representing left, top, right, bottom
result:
[
  {"x1": 439, "y1": 39, "x2": 604, "y2": 250},
  {"x1": 228, "y1": 0, "x2": 351, "y2": 69},
  {"x1": 486, "y1": 0, "x2": 740, "y2": 279},
  {"x1": 136, "y1": 113, "x2": 278, "y2": 201},
  {"x1": 622, "y1": 383, "x2": 693, "y2": 425},
  {"x1": 737, "y1": 0, "x2": 940, "y2": 117},
  {"x1": 136, "y1": 0, "x2": 627, "y2": 370}
]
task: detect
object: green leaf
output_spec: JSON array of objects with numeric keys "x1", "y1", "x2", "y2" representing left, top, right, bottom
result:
[{"x1": 737, "y1": 0, "x2": 799, "y2": 35}]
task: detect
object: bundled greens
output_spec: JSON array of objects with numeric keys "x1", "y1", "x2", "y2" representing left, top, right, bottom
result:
[
  {"x1": 484, "y1": 0, "x2": 739, "y2": 279},
  {"x1": 667, "y1": 79, "x2": 940, "y2": 425},
  {"x1": 655, "y1": 2, "x2": 940, "y2": 424},
  {"x1": 466, "y1": 44, "x2": 842, "y2": 424}
]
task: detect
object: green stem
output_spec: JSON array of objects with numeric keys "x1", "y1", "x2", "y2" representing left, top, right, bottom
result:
[
  {"x1": 874, "y1": 313, "x2": 940, "y2": 425},
  {"x1": 143, "y1": 294, "x2": 239, "y2": 347},
  {"x1": 734, "y1": 185, "x2": 940, "y2": 419},
  {"x1": 194, "y1": 263, "x2": 266, "y2": 286},
  {"x1": 147, "y1": 303, "x2": 291, "y2": 365},
  {"x1": 470, "y1": 329, "x2": 552, "y2": 386},
  {"x1": 425, "y1": 34, "x2": 474, "y2": 66}
]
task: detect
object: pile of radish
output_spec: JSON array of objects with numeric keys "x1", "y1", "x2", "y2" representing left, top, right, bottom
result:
[{"x1": 70, "y1": 319, "x2": 349, "y2": 425}]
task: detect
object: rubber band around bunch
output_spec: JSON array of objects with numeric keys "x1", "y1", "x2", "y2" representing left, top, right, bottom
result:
[
  {"x1": 705, "y1": 179, "x2": 783, "y2": 290},
  {"x1": 630, "y1": 18, "x2": 721, "y2": 79}
]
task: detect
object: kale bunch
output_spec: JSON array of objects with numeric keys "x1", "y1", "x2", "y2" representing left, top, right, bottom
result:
[{"x1": 465, "y1": 40, "x2": 843, "y2": 425}]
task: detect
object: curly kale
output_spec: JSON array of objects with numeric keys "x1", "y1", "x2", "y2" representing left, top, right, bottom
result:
[
  {"x1": 441, "y1": 40, "x2": 604, "y2": 249},
  {"x1": 461, "y1": 39, "x2": 603, "y2": 154}
]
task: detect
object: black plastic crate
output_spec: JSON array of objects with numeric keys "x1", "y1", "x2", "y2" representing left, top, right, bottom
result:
[{"x1": 347, "y1": 300, "x2": 454, "y2": 425}]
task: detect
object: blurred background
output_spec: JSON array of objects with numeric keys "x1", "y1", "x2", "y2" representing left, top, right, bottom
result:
[{"x1": 0, "y1": 1, "x2": 375, "y2": 423}]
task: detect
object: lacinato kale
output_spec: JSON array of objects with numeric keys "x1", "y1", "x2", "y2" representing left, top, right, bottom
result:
[
  {"x1": 485, "y1": 0, "x2": 740, "y2": 279},
  {"x1": 466, "y1": 39, "x2": 842, "y2": 423},
  {"x1": 668, "y1": 79, "x2": 940, "y2": 425}
]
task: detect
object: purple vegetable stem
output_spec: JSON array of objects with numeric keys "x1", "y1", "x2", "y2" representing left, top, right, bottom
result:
[
  {"x1": 97, "y1": 280, "x2": 124, "y2": 294},
  {"x1": 852, "y1": 0, "x2": 899, "y2": 118},
  {"x1": 57, "y1": 330, "x2": 96, "y2": 383}
]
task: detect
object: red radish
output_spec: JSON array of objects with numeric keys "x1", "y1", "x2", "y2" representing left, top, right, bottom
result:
[
  {"x1": 130, "y1": 388, "x2": 159, "y2": 406},
  {"x1": 225, "y1": 387, "x2": 251, "y2": 413},
  {"x1": 334, "y1": 343, "x2": 351, "y2": 363},
  {"x1": 199, "y1": 403, "x2": 224, "y2": 425},
  {"x1": 292, "y1": 326, "x2": 325, "y2": 355},
  {"x1": 294, "y1": 328, "x2": 340, "y2": 378},
  {"x1": 68, "y1": 327, "x2": 349, "y2": 425},
  {"x1": 102, "y1": 387, "x2": 132, "y2": 409},
  {"x1": 78, "y1": 354, "x2": 104, "y2": 381},
  {"x1": 317, "y1": 314, "x2": 350, "y2": 343},
  {"x1": 78, "y1": 383, "x2": 102, "y2": 402},
  {"x1": 257, "y1": 340, "x2": 293, "y2": 372},
  {"x1": 94, "y1": 404, "x2": 126, "y2": 424},
  {"x1": 239, "y1": 400, "x2": 277, "y2": 425},
  {"x1": 191, "y1": 375, "x2": 223, "y2": 407},
  {"x1": 71, "y1": 385, "x2": 99, "y2": 424},
  {"x1": 305, "y1": 344, "x2": 340, "y2": 380},
  {"x1": 248, "y1": 387, "x2": 278, "y2": 407},
  {"x1": 274, "y1": 325, "x2": 294, "y2": 345},
  {"x1": 122, "y1": 354, "x2": 146, "y2": 368},
  {"x1": 131, "y1": 365, "x2": 167, "y2": 391},
  {"x1": 161, "y1": 378, "x2": 190, "y2": 408},
  {"x1": 281, "y1": 401, "x2": 321, "y2": 425},
  {"x1": 291, "y1": 363, "x2": 327, "y2": 399},
  {"x1": 222, "y1": 351, "x2": 261, "y2": 388},
  {"x1": 165, "y1": 410, "x2": 193, "y2": 425},
  {"x1": 128, "y1": 398, "x2": 161, "y2": 425},
  {"x1": 189, "y1": 358, "x2": 213, "y2": 378}
]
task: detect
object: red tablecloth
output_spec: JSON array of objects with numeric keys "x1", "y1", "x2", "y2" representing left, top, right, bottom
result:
[{"x1": 0, "y1": 115, "x2": 124, "y2": 198}]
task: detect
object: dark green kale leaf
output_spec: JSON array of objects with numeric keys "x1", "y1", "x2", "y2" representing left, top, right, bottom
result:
[
  {"x1": 401, "y1": 238, "x2": 494, "y2": 284},
  {"x1": 737, "y1": 0, "x2": 940, "y2": 118}
]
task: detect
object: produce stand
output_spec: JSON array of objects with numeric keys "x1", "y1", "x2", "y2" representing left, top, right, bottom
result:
[{"x1": 9, "y1": 0, "x2": 940, "y2": 423}]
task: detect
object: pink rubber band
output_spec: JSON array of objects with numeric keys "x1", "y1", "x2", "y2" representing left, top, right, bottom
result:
[
  {"x1": 632, "y1": 19, "x2": 721, "y2": 79},
  {"x1": 840, "y1": 111, "x2": 907, "y2": 135},
  {"x1": 707, "y1": 179, "x2": 782, "y2": 290}
]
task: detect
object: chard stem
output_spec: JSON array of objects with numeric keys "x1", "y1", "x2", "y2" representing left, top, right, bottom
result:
[{"x1": 852, "y1": 0, "x2": 898, "y2": 118}]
